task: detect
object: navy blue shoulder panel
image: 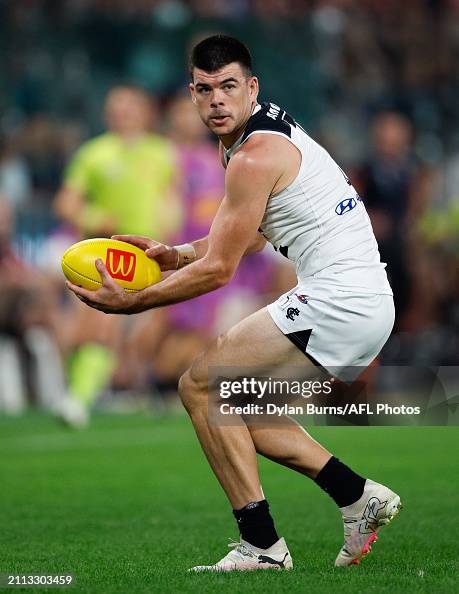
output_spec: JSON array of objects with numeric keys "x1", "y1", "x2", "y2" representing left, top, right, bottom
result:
[{"x1": 241, "y1": 102, "x2": 296, "y2": 143}]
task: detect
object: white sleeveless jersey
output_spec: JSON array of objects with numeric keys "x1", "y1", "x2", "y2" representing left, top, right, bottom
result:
[{"x1": 224, "y1": 102, "x2": 393, "y2": 295}]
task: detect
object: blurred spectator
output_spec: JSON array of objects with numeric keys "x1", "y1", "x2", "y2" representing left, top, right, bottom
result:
[
  {"x1": 402, "y1": 148, "x2": 459, "y2": 361},
  {"x1": 54, "y1": 85, "x2": 181, "y2": 240},
  {"x1": 354, "y1": 112, "x2": 433, "y2": 327},
  {"x1": 0, "y1": 196, "x2": 71, "y2": 417},
  {"x1": 19, "y1": 115, "x2": 64, "y2": 203},
  {"x1": 0, "y1": 134, "x2": 31, "y2": 210},
  {"x1": 420, "y1": 151, "x2": 459, "y2": 248}
]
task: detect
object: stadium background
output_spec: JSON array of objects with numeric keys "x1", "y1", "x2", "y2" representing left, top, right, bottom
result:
[{"x1": 0, "y1": 1, "x2": 458, "y2": 593}]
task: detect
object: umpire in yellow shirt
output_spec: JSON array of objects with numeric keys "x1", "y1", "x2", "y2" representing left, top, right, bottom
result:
[
  {"x1": 55, "y1": 85, "x2": 181, "y2": 240},
  {"x1": 52, "y1": 86, "x2": 182, "y2": 423}
]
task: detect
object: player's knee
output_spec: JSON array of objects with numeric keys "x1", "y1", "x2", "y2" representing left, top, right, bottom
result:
[
  {"x1": 177, "y1": 370, "x2": 190, "y2": 407},
  {"x1": 177, "y1": 368, "x2": 206, "y2": 415}
]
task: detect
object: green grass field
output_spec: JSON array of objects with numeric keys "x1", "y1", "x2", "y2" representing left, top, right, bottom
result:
[{"x1": 0, "y1": 412, "x2": 457, "y2": 593}]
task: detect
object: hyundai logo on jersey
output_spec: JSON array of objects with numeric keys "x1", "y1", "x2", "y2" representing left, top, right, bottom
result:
[{"x1": 335, "y1": 197, "x2": 357, "y2": 215}]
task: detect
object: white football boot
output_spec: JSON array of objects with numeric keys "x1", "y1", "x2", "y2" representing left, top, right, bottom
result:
[
  {"x1": 335, "y1": 479, "x2": 402, "y2": 567},
  {"x1": 190, "y1": 537, "x2": 293, "y2": 572}
]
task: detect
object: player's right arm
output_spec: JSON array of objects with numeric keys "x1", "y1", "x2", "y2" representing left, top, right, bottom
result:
[
  {"x1": 186, "y1": 232, "x2": 266, "y2": 259},
  {"x1": 114, "y1": 139, "x2": 268, "y2": 269},
  {"x1": 112, "y1": 227, "x2": 266, "y2": 273},
  {"x1": 68, "y1": 138, "x2": 285, "y2": 314}
]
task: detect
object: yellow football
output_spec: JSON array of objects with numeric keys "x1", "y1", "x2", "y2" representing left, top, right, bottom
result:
[{"x1": 62, "y1": 238, "x2": 161, "y2": 292}]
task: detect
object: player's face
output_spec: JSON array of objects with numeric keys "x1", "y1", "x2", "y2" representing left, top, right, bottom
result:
[{"x1": 189, "y1": 63, "x2": 258, "y2": 145}]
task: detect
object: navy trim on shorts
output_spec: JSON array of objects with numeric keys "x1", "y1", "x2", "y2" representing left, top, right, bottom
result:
[{"x1": 285, "y1": 329, "x2": 324, "y2": 369}]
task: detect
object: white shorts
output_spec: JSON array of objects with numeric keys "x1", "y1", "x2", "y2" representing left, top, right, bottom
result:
[{"x1": 267, "y1": 283, "x2": 395, "y2": 382}]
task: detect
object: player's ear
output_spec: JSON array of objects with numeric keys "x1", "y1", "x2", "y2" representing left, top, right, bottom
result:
[
  {"x1": 248, "y1": 76, "x2": 259, "y2": 102},
  {"x1": 189, "y1": 83, "x2": 197, "y2": 104}
]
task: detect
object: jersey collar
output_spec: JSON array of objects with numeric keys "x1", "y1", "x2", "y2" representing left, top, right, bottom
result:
[{"x1": 223, "y1": 103, "x2": 262, "y2": 164}]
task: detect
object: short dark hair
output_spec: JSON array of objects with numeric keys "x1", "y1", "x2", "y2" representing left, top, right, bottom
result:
[{"x1": 189, "y1": 35, "x2": 252, "y2": 79}]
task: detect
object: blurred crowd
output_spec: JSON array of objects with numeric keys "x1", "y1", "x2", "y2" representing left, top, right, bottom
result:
[{"x1": 0, "y1": 0, "x2": 458, "y2": 422}]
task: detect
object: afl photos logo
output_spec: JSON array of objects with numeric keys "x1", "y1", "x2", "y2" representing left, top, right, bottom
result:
[
  {"x1": 106, "y1": 248, "x2": 136, "y2": 282},
  {"x1": 335, "y1": 197, "x2": 357, "y2": 216}
]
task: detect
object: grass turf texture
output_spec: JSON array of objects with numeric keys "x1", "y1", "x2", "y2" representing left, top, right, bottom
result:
[{"x1": 0, "y1": 413, "x2": 457, "y2": 594}]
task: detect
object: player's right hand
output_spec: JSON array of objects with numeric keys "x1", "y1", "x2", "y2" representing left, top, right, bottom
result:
[{"x1": 111, "y1": 235, "x2": 178, "y2": 271}]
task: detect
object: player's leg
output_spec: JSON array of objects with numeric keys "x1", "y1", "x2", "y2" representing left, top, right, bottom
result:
[
  {"x1": 247, "y1": 416, "x2": 401, "y2": 567},
  {"x1": 180, "y1": 307, "x2": 362, "y2": 571},
  {"x1": 178, "y1": 307, "x2": 331, "y2": 508},
  {"x1": 180, "y1": 305, "x2": 400, "y2": 570},
  {"x1": 257, "y1": 288, "x2": 402, "y2": 566},
  {"x1": 180, "y1": 307, "x2": 330, "y2": 570}
]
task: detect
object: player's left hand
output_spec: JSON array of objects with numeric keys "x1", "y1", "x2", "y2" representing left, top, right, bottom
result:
[{"x1": 66, "y1": 258, "x2": 143, "y2": 315}]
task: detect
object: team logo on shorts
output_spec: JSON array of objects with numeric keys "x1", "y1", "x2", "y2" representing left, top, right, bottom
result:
[
  {"x1": 335, "y1": 197, "x2": 357, "y2": 215},
  {"x1": 295, "y1": 294, "x2": 309, "y2": 304},
  {"x1": 286, "y1": 307, "x2": 300, "y2": 321}
]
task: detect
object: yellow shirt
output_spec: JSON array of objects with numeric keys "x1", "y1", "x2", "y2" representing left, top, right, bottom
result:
[{"x1": 65, "y1": 132, "x2": 180, "y2": 240}]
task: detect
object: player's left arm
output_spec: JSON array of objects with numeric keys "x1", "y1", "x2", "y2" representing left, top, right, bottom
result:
[{"x1": 67, "y1": 143, "x2": 280, "y2": 314}]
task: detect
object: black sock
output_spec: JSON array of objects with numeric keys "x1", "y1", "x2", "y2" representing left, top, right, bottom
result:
[
  {"x1": 233, "y1": 499, "x2": 279, "y2": 550},
  {"x1": 315, "y1": 456, "x2": 366, "y2": 508}
]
